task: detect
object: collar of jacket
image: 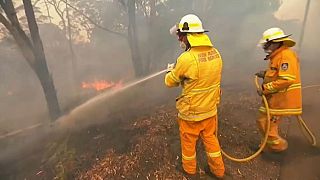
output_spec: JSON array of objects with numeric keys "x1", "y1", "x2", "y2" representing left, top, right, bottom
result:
[
  {"x1": 187, "y1": 33, "x2": 213, "y2": 47},
  {"x1": 270, "y1": 45, "x2": 288, "y2": 59}
]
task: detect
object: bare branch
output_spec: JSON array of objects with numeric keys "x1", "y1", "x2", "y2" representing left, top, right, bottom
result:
[
  {"x1": 60, "y1": 0, "x2": 127, "y2": 38},
  {"x1": 33, "y1": 0, "x2": 42, "y2": 7},
  {"x1": 46, "y1": 0, "x2": 67, "y2": 33},
  {"x1": 43, "y1": 0, "x2": 52, "y2": 23},
  {"x1": 57, "y1": 0, "x2": 63, "y2": 10}
]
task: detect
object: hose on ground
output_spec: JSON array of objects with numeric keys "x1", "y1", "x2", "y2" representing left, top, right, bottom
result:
[
  {"x1": 216, "y1": 76, "x2": 271, "y2": 162},
  {"x1": 217, "y1": 76, "x2": 317, "y2": 162}
]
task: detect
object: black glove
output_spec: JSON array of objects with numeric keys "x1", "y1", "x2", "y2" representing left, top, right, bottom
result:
[
  {"x1": 255, "y1": 70, "x2": 266, "y2": 79},
  {"x1": 257, "y1": 89, "x2": 264, "y2": 96}
]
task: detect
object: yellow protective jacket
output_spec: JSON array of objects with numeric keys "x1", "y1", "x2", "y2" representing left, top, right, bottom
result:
[
  {"x1": 259, "y1": 46, "x2": 302, "y2": 115},
  {"x1": 165, "y1": 34, "x2": 223, "y2": 121}
]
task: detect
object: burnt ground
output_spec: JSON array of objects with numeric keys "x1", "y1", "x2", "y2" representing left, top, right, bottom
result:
[
  {"x1": 280, "y1": 88, "x2": 320, "y2": 180},
  {"x1": 0, "y1": 82, "x2": 319, "y2": 180},
  {"x1": 75, "y1": 90, "x2": 282, "y2": 180},
  {"x1": 0, "y1": 90, "x2": 281, "y2": 180}
]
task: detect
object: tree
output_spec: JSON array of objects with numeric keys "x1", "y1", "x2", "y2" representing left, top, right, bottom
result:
[
  {"x1": 45, "y1": 0, "x2": 78, "y2": 91},
  {"x1": 58, "y1": 0, "x2": 158, "y2": 77},
  {"x1": 45, "y1": 0, "x2": 129, "y2": 82},
  {"x1": 127, "y1": 0, "x2": 144, "y2": 77},
  {"x1": 0, "y1": 0, "x2": 61, "y2": 121},
  {"x1": 135, "y1": 0, "x2": 156, "y2": 74}
]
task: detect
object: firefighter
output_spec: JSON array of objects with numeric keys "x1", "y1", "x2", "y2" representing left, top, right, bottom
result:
[
  {"x1": 256, "y1": 27, "x2": 302, "y2": 152},
  {"x1": 165, "y1": 14, "x2": 225, "y2": 178}
]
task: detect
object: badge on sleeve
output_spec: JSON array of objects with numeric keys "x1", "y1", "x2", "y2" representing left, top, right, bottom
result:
[{"x1": 281, "y1": 63, "x2": 289, "y2": 71}]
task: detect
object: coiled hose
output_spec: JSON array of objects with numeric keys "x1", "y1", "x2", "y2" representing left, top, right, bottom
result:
[{"x1": 216, "y1": 76, "x2": 317, "y2": 162}]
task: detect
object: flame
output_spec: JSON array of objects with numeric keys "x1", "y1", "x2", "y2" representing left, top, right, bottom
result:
[
  {"x1": 81, "y1": 80, "x2": 123, "y2": 91},
  {"x1": 112, "y1": 80, "x2": 123, "y2": 90}
]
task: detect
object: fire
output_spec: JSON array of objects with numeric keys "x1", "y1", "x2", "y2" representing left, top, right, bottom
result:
[
  {"x1": 112, "y1": 80, "x2": 123, "y2": 90},
  {"x1": 81, "y1": 80, "x2": 123, "y2": 91}
]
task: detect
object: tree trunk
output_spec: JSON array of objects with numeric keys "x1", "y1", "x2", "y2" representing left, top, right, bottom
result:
[
  {"x1": 127, "y1": 0, "x2": 144, "y2": 77},
  {"x1": 145, "y1": 0, "x2": 156, "y2": 74},
  {"x1": 0, "y1": 14, "x2": 36, "y2": 68},
  {"x1": 23, "y1": 0, "x2": 61, "y2": 120},
  {"x1": 298, "y1": 0, "x2": 311, "y2": 51}
]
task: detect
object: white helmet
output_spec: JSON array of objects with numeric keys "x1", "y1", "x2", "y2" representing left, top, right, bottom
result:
[
  {"x1": 178, "y1": 14, "x2": 206, "y2": 33},
  {"x1": 259, "y1": 27, "x2": 295, "y2": 47}
]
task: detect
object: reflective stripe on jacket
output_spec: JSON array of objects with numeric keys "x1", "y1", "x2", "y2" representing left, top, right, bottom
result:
[
  {"x1": 260, "y1": 46, "x2": 302, "y2": 115},
  {"x1": 165, "y1": 42, "x2": 223, "y2": 121}
]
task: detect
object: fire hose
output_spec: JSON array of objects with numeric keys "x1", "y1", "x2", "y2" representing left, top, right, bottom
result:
[
  {"x1": 0, "y1": 75, "x2": 318, "y2": 149},
  {"x1": 216, "y1": 76, "x2": 317, "y2": 162}
]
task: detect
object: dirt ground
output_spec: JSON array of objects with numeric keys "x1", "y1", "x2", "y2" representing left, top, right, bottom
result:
[
  {"x1": 280, "y1": 88, "x2": 320, "y2": 180},
  {"x1": 75, "y1": 90, "x2": 282, "y2": 180},
  {"x1": 0, "y1": 89, "x2": 283, "y2": 180},
  {"x1": 0, "y1": 72, "x2": 319, "y2": 180}
]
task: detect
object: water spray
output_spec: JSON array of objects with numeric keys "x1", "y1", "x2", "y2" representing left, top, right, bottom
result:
[
  {"x1": 0, "y1": 69, "x2": 168, "y2": 140},
  {"x1": 57, "y1": 69, "x2": 167, "y2": 122}
]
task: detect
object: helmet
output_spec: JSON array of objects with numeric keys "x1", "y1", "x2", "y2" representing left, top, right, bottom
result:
[
  {"x1": 259, "y1": 27, "x2": 296, "y2": 47},
  {"x1": 178, "y1": 14, "x2": 206, "y2": 33}
]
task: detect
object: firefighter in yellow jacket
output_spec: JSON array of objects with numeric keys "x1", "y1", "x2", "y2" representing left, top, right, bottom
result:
[
  {"x1": 165, "y1": 14, "x2": 224, "y2": 178},
  {"x1": 256, "y1": 27, "x2": 302, "y2": 152}
]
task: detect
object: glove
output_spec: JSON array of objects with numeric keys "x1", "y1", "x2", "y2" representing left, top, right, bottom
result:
[
  {"x1": 167, "y1": 63, "x2": 175, "y2": 73},
  {"x1": 169, "y1": 24, "x2": 178, "y2": 35},
  {"x1": 257, "y1": 89, "x2": 264, "y2": 96},
  {"x1": 255, "y1": 70, "x2": 266, "y2": 79}
]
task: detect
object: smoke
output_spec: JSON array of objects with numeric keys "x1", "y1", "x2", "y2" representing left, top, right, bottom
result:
[
  {"x1": 275, "y1": 0, "x2": 306, "y2": 21},
  {"x1": 1, "y1": 0, "x2": 320, "y2": 177},
  {"x1": 275, "y1": 0, "x2": 320, "y2": 52},
  {"x1": 55, "y1": 69, "x2": 172, "y2": 131},
  {"x1": 1, "y1": 0, "x2": 319, "y2": 140}
]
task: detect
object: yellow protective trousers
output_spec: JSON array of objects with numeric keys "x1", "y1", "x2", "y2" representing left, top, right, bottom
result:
[
  {"x1": 178, "y1": 116, "x2": 225, "y2": 177},
  {"x1": 257, "y1": 113, "x2": 288, "y2": 152}
]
